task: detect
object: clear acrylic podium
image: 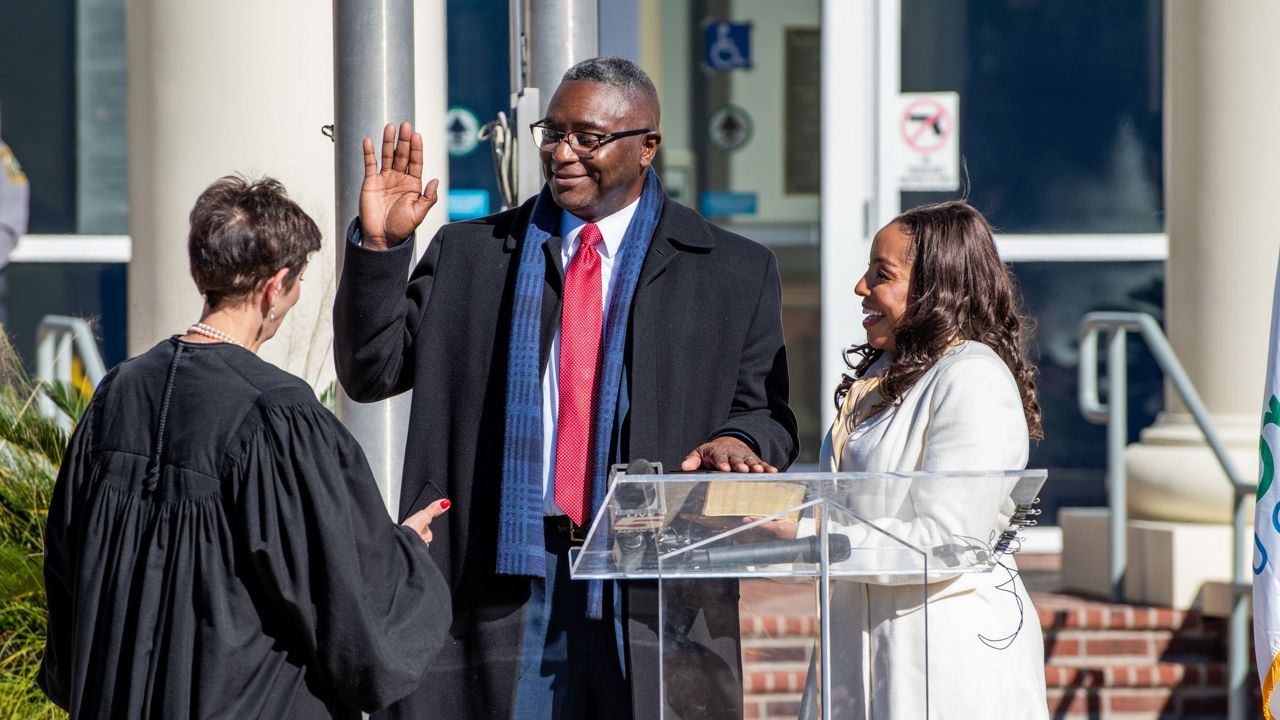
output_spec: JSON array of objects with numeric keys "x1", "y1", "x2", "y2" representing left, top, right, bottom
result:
[{"x1": 570, "y1": 468, "x2": 1047, "y2": 720}]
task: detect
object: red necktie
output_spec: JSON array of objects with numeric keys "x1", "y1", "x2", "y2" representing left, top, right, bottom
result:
[{"x1": 555, "y1": 223, "x2": 604, "y2": 527}]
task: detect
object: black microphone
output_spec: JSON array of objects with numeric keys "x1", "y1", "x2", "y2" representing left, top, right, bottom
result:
[
  {"x1": 612, "y1": 460, "x2": 663, "y2": 571},
  {"x1": 685, "y1": 534, "x2": 852, "y2": 570}
]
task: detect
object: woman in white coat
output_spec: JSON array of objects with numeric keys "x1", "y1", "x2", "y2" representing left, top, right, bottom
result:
[{"x1": 811, "y1": 201, "x2": 1049, "y2": 719}]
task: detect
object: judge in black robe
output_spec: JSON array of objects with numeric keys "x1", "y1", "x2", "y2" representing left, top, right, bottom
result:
[{"x1": 39, "y1": 175, "x2": 452, "y2": 719}]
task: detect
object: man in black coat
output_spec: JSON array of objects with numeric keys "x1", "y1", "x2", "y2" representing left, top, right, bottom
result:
[{"x1": 334, "y1": 57, "x2": 798, "y2": 720}]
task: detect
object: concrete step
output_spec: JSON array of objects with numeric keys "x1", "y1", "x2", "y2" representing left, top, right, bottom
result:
[
  {"x1": 1044, "y1": 628, "x2": 1223, "y2": 666},
  {"x1": 1036, "y1": 591, "x2": 1225, "y2": 666},
  {"x1": 1046, "y1": 686, "x2": 1230, "y2": 719}
]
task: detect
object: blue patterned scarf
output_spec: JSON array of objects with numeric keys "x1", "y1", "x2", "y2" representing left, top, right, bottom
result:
[{"x1": 497, "y1": 170, "x2": 665, "y2": 596}]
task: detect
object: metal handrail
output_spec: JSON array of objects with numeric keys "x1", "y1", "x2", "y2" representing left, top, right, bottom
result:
[
  {"x1": 35, "y1": 315, "x2": 107, "y2": 427},
  {"x1": 1077, "y1": 311, "x2": 1253, "y2": 720}
]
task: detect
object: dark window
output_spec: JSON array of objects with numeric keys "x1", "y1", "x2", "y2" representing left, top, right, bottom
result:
[{"x1": 901, "y1": 0, "x2": 1164, "y2": 233}]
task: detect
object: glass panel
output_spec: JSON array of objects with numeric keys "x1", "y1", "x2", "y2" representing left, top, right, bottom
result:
[
  {"x1": 1014, "y1": 261, "x2": 1164, "y2": 521},
  {"x1": 657, "y1": 0, "x2": 824, "y2": 463},
  {"x1": 0, "y1": 0, "x2": 78, "y2": 233},
  {"x1": 0, "y1": 0, "x2": 128, "y2": 234},
  {"x1": 776, "y1": 245, "x2": 821, "y2": 465},
  {"x1": 900, "y1": 0, "x2": 1164, "y2": 233},
  {"x1": 740, "y1": 577, "x2": 819, "y2": 720},
  {"x1": 573, "y1": 470, "x2": 1044, "y2": 580},
  {"x1": 445, "y1": 0, "x2": 508, "y2": 220},
  {"x1": 76, "y1": 0, "x2": 128, "y2": 233},
  {"x1": 4, "y1": 263, "x2": 128, "y2": 373},
  {"x1": 576, "y1": 470, "x2": 1045, "y2": 718}
]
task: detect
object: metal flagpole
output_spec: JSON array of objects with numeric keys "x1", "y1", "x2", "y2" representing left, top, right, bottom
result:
[
  {"x1": 505, "y1": 0, "x2": 598, "y2": 207},
  {"x1": 332, "y1": 0, "x2": 416, "y2": 516}
]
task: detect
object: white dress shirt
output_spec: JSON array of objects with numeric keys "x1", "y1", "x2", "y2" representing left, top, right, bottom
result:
[{"x1": 541, "y1": 197, "x2": 641, "y2": 515}]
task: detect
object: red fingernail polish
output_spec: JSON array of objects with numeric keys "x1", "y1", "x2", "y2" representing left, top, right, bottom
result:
[{"x1": 440, "y1": 499, "x2": 452, "y2": 510}]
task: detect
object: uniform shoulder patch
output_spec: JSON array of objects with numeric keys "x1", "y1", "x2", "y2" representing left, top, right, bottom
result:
[{"x1": 0, "y1": 145, "x2": 28, "y2": 186}]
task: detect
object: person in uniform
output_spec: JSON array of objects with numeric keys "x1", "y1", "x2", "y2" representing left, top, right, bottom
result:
[{"x1": 0, "y1": 132, "x2": 29, "y2": 327}]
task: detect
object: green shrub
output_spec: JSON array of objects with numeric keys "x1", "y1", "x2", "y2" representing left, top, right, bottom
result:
[{"x1": 0, "y1": 337, "x2": 74, "y2": 719}]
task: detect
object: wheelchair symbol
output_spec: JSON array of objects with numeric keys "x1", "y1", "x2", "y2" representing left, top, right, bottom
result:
[{"x1": 705, "y1": 22, "x2": 751, "y2": 71}]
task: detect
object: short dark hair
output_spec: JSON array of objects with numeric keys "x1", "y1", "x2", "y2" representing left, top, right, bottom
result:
[
  {"x1": 187, "y1": 175, "x2": 321, "y2": 308},
  {"x1": 838, "y1": 200, "x2": 1043, "y2": 439},
  {"x1": 562, "y1": 56, "x2": 661, "y2": 126}
]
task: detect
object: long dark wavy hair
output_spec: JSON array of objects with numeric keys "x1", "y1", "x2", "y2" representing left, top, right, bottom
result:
[{"x1": 835, "y1": 200, "x2": 1043, "y2": 439}]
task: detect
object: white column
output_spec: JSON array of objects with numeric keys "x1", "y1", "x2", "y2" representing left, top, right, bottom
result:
[
  {"x1": 1126, "y1": 0, "x2": 1280, "y2": 522},
  {"x1": 819, "y1": 0, "x2": 876, "y2": 433},
  {"x1": 127, "y1": 0, "x2": 338, "y2": 385},
  {"x1": 414, "y1": 0, "x2": 449, "y2": 248}
]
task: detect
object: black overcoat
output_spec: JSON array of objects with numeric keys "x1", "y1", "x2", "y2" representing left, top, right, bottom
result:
[{"x1": 334, "y1": 194, "x2": 799, "y2": 719}]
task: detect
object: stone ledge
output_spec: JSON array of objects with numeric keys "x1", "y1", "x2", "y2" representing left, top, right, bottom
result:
[
  {"x1": 1059, "y1": 508, "x2": 1240, "y2": 608},
  {"x1": 1045, "y1": 662, "x2": 1225, "y2": 689}
]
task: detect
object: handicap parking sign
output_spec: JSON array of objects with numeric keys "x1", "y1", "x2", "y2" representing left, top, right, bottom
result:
[{"x1": 704, "y1": 21, "x2": 751, "y2": 71}]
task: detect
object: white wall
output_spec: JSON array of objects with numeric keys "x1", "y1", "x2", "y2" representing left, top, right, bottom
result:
[{"x1": 127, "y1": 0, "x2": 447, "y2": 392}]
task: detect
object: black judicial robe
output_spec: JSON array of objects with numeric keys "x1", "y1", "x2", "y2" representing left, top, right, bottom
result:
[{"x1": 40, "y1": 338, "x2": 451, "y2": 719}]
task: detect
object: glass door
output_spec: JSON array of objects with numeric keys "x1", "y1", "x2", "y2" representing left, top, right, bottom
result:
[{"x1": 822, "y1": 0, "x2": 1168, "y2": 522}]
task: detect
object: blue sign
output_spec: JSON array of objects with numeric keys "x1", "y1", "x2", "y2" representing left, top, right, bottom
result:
[
  {"x1": 704, "y1": 21, "x2": 752, "y2": 71},
  {"x1": 700, "y1": 191, "x2": 757, "y2": 217},
  {"x1": 448, "y1": 189, "x2": 491, "y2": 221}
]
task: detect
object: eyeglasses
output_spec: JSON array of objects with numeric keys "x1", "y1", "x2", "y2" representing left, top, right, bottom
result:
[{"x1": 529, "y1": 123, "x2": 651, "y2": 157}]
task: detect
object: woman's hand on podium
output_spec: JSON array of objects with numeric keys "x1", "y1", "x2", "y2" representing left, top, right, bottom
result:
[{"x1": 737, "y1": 516, "x2": 799, "y2": 541}]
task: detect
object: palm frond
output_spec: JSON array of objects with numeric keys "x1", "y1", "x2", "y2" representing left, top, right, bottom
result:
[
  {"x1": 0, "y1": 547, "x2": 44, "y2": 601},
  {"x1": 41, "y1": 382, "x2": 89, "y2": 427},
  {"x1": 0, "y1": 409, "x2": 67, "y2": 471},
  {"x1": 318, "y1": 381, "x2": 338, "y2": 414},
  {"x1": 0, "y1": 331, "x2": 69, "y2": 716}
]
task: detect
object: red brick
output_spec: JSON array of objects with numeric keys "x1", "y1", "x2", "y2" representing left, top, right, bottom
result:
[
  {"x1": 1108, "y1": 689, "x2": 1175, "y2": 712},
  {"x1": 743, "y1": 670, "x2": 807, "y2": 695},
  {"x1": 1085, "y1": 607, "x2": 1105, "y2": 628},
  {"x1": 1106, "y1": 666, "x2": 1131, "y2": 686},
  {"x1": 764, "y1": 701, "x2": 801, "y2": 717},
  {"x1": 1151, "y1": 608, "x2": 1183, "y2": 629},
  {"x1": 1046, "y1": 688, "x2": 1101, "y2": 714},
  {"x1": 742, "y1": 645, "x2": 809, "y2": 663},
  {"x1": 1178, "y1": 692, "x2": 1231, "y2": 715},
  {"x1": 1056, "y1": 667, "x2": 1104, "y2": 688},
  {"x1": 1085, "y1": 637, "x2": 1151, "y2": 657},
  {"x1": 1043, "y1": 635, "x2": 1081, "y2": 658},
  {"x1": 1038, "y1": 608, "x2": 1066, "y2": 629},
  {"x1": 1156, "y1": 664, "x2": 1187, "y2": 687}
]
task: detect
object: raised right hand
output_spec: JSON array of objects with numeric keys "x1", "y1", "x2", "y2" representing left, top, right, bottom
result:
[{"x1": 359, "y1": 121, "x2": 440, "y2": 250}]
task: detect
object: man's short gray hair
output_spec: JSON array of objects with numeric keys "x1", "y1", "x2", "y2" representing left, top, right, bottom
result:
[{"x1": 562, "y1": 56, "x2": 660, "y2": 122}]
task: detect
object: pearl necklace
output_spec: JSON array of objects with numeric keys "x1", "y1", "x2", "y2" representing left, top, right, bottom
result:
[{"x1": 187, "y1": 322, "x2": 245, "y2": 348}]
